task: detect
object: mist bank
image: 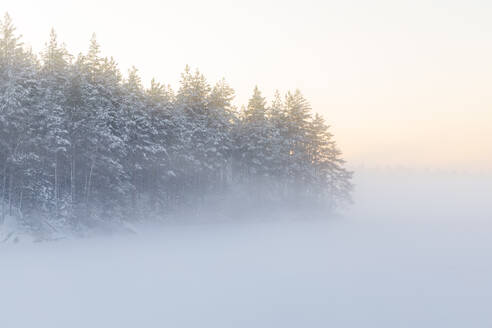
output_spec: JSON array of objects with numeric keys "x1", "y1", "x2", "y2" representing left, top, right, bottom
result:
[
  {"x1": 1, "y1": 203, "x2": 491, "y2": 328},
  {"x1": 347, "y1": 166, "x2": 492, "y2": 222},
  {"x1": 2, "y1": 164, "x2": 490, "y2": 242},
  {"x1": 2, "y1": 165, "x2": 491, "y2": 327}
]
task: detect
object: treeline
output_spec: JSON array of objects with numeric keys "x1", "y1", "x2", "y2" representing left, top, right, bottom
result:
[{"x1": 0, "y1": 14, "x2": 352, "y2": 234}]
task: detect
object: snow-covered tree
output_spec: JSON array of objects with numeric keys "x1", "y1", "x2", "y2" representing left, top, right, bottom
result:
[{"x1": 0, "y1": 14, "x2": 352, "y2": 235}]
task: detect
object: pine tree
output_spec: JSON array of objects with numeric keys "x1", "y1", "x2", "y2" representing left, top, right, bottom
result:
[
  {"x1": 145, "y1": 79, "x2": 176, "y2": 211},
  {"x1": 175, "y1": 66, "x2": 214, "y2": 204},
  {"x1": 283, "y1": 90, "x2": 312, "y2": 194},
  {"x1": 235, "y1": 86, "x2": 272, "y2": 180},
  {"x1": 308, "y1": 113, "x2": 352, "y2": 207},
  {"x1": 207, "y1": 78, "x2": 235, "y2": 190},
  {"x1": 0, "y1": 13, "x2": 40, "y2": 227},
  {"x1": 38, "y1": 28, "x2": 72, "y2": 223}
]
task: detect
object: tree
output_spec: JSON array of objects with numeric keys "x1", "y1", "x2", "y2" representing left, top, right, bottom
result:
[{"x1": 0, "y1": 13, "x2": 41, "y2": 228}]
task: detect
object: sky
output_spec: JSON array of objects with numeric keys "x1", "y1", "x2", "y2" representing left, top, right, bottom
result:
[{"x1": 3, "y1": 0, "x2": 492, "y2": 171}]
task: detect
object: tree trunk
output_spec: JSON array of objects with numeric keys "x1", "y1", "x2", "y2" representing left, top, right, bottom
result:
[
  {"x1": 1, "y1": 164, "x2": 7, "y2": 224},
  {"x1": 55, "y1": 151, "x2": 59, "y2": 219},
  {"x1": 86, "y1": 159, "x2": 94, "y2": 205},
  {"x1": 8, "y1": 172, "x2": 13, "y2": 217},
  {"x1": 71, "y1": 148, "x2": 75, "y2": 206}
]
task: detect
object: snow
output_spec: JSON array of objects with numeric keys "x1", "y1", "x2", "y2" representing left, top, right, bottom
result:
[{"x1": 1, "y1": 168, "x2": 491, "y2": 328}]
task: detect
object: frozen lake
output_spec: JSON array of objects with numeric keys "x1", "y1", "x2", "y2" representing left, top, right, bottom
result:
[{"x1": 1, "y1": 168, "x2": 491, "y2": 327}]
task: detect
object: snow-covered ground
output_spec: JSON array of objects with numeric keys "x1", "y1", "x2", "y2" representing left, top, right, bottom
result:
[{"x1": 1, "y1": 168, "x2": 491, "y2": 328}]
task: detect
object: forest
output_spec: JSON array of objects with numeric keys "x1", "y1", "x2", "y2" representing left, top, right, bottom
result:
[{"x1": 0, "y1": 13, "x2": 352, "y2": 236}]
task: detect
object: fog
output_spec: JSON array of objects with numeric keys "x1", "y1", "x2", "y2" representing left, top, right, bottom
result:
[{"x1": 1, "y1": 168, "x2": 491, "y2": 328}]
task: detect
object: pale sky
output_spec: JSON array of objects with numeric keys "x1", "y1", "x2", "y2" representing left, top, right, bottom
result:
[{"x1": 3, "y1": 0, "x2": 492, "y2": 170}]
